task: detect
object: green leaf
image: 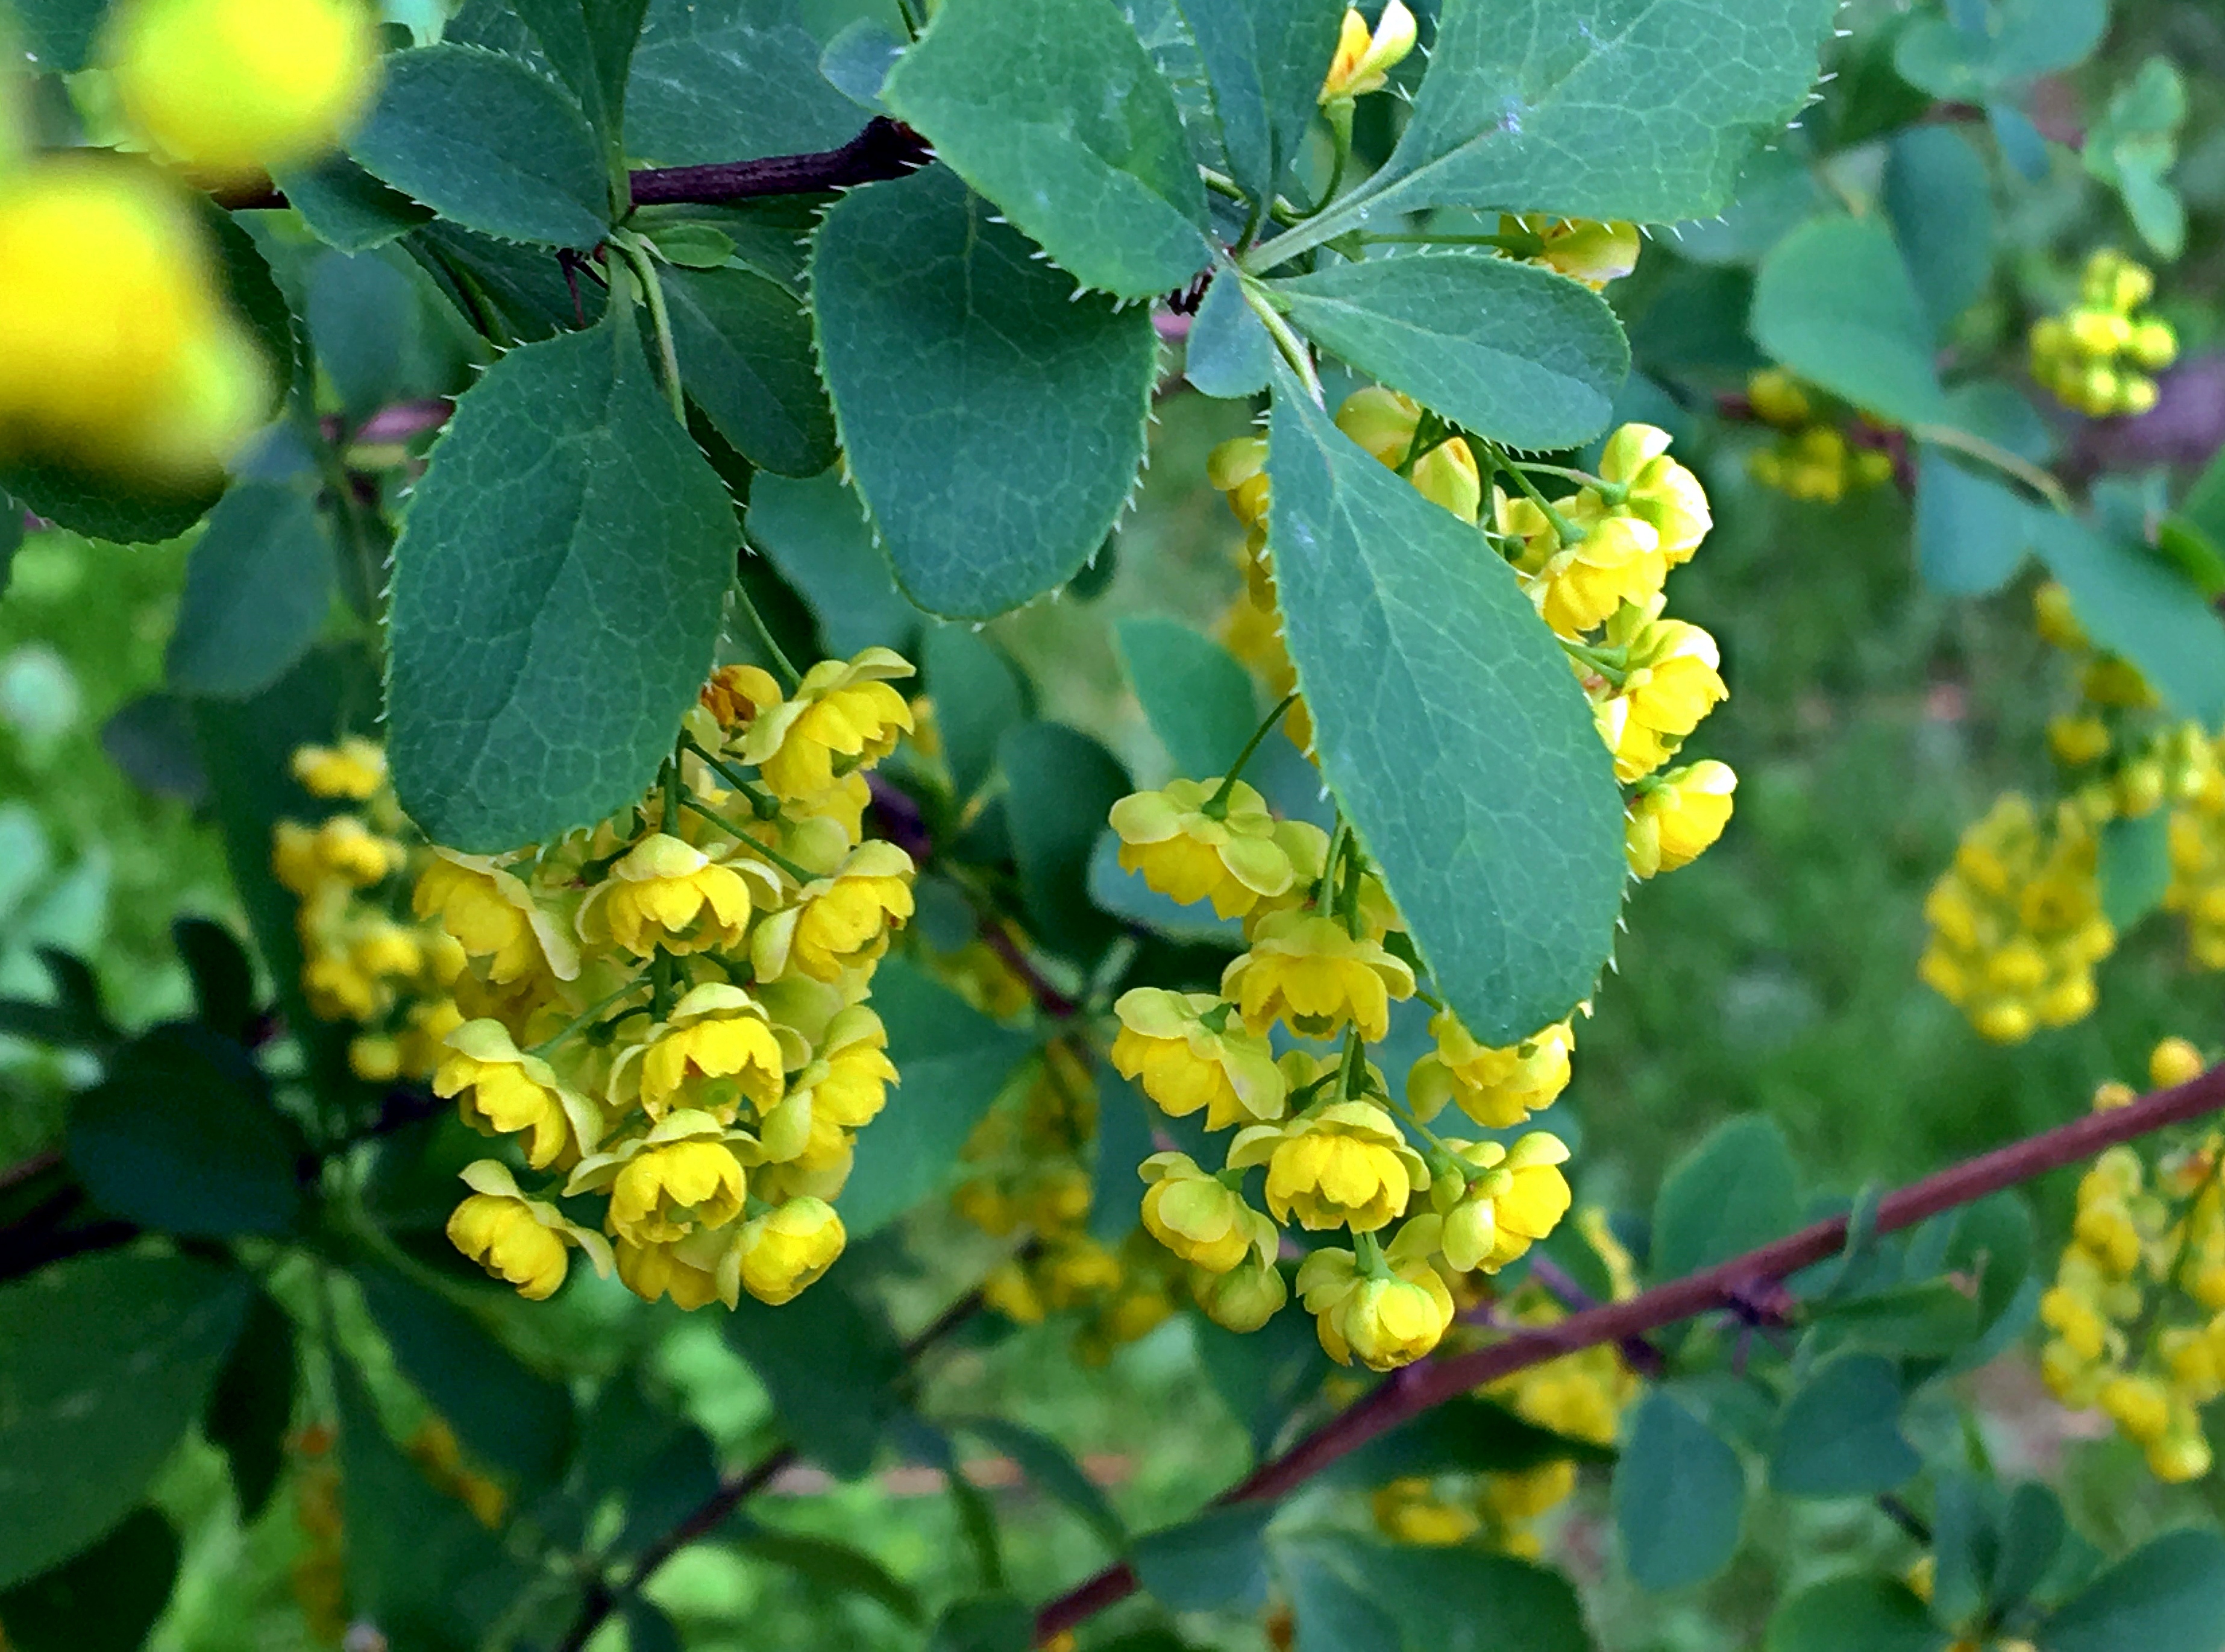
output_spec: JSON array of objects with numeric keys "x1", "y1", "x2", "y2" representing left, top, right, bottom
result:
[
  {"x1": 625, "y1": 0, "x2": 863, "y2": 166},
  {"x1": 1264, "y1": 362, "x2": 1624, "y2": 1043},
  {"x1": 922, "y1": 624, "x2": 1028, "y2": 804},
  {"x1": 351, "y1": 44, "x2": 610, "y2": 249},
  {"x1": 1915, "y1": 448, "x2": 2030, "y2": 597},
  {"x1": 958, "y1": 1416, "x2": 1126, "y2": 1549},
  {"x1": 838, "y1": 959, "x2": 1037, "y2": 1237},
  {"x1": 1668, "y1": 143, "x2": 1824, "y2": 267},
  {"x1": 2026, "y1": 512, "x2": 2225, "y2": 729},
  {"x1": 1172, "y1": 0, "x2": 1345, "y2": 206},
  {"x1": 1279, "y1": 0, "x2": 1837, "y2": 253},
  {"x1": 1328, "y1": 1394, "x2": 1615, "y2": 1484},
  {"x1": 334, "y1": 1354, "x2": 523, "y2": 1650},
  {"x1": 2082, "y1": 57, "x2": 2188, "y2": 260},
  {"x1": 1272, "y1": 254, "x2": 1628, "y2": 451},
  {"x1": 1131, "y1": 1503, "x2": 1274, "y2": 1612},
  {"x1": 1088, "y1": 831, "x2": 1246, "y2": 946},
  {"x1": 1883, "y1": 127, "x2": 1996, "y2": 341},
  {"x1": 1651, "y1": 1115, "x2": 1800, "y2": 1281},
  {"x1": 623, "y1": 1600, "x2": 683, "y2": 1652},
  {"x1": 927, "y1": 1595, "x2": 1034, "y2": 1652},
  {"x1": 2177, "y1": 439, "x2": 2225, "y2": 550},
  {"x1": 2038, "y1": 1529, "x2": 2225, "y2": 1652},
  {"x1": 0, "y1": 1254, "x2": 251, "y2": 1589},
  {"x1": 0, "y1": 458, "x2": 220, "y2": 548},
  {"x1": 662, "y1": 263, "x2": 836, "y2": 478},
  {"x1": 1894, "y1": 0, "x2": 2107, "y2": 99},
  {"x1": 385, "y1": 311, "x2": 738, "y2": 852},
  {"x1": 812, "y1": 166, "x2": 1158, "y2": 618},
  {"x1": 509, "y1": 0, "x2": 651, "y2": 148},
  {"x1": 2100, "y1": 810, "x2": 2172, "y2": 929},
  {"x1": 306, "y1": 249, "x2": 420, "y2": 425},
  {"x1": 1766, "y1": 1575, "x2": 1948, "y2": 1652},
  {"x1": 67, "y1": 1025, "x2": 307, "y2": 1237},
  {"x1": 725, "y1": 1275, "x2": 907, "y2": 1478},
  {"x1": 204, "y1": 1290, "x2": 298, "y2": 1521},
  {"x1": 1117, "y1": 617, "x2": 1258, "y2": 780},
  {"x1": 204, "y1": 207, "x2": 300, "y2": 395},
  {"x1": 820, "y1": 18, "x2": 905, "y2": 111},
  {"x1": 882, "y1": 0, "x2": 1210, "y2": 298},
  {"x1": 354, "y1": 1263, "x2": 574, "y2": 1489},
  {"x1": 272, "y1": 153, "x2": 435, "y2": 252},
  {"x1": 1185, "y1": 269, "x2": 1275, "y2": 398},
  {"x1": 1614, "y1": 1388, "x2": 1746, "y2": 1590},
  {"x1": 746, "y1": 469, "x2": 921, "y2": 659},
  {"x1": 647, "y1": 223, "x2": 738, "y2": 268},
  {"x1": 1812, "y1": 1278, "x2": 1980, "y2": 1358},
  {"x1": 173, "y1": 916, "x2": 257, "y2": 1042},
  {"x1": 1752, "y1": 216, "x2": 1948, "y2": 427},
  {"x1": 406, "y1": 218, "x2": 609, "y2": 342},
  {"x1": 1194, "y1": 1305, "x2": 1329, "y2": 1457},
  {"x1": 1354, "y1": 1541, "x2": 1593, "y2": 1650},
  {"x1": 13, "y1": 0, "x2": 105, "y2": 72},
  {"x1": 164, "y1": 481, "x2": 335, "y2": 699},
  {"x1": 1090, "y1": 1072, "x2": 1158, "y2": 1243},
  {"x1": 732, "y1": 1524, "x2": 924, "y2": 1622},
  {"x1": 1992, "y1": 1481, "x2": 2068, "y2": 1616},
  {"x1": 1001, "y1": 721, "x2": 1133, "y2": 961},
  {"x1": 0, "y1": 1509, "x2": 180, "y2": 1652},
  {"x1": 1769, "y1": 1353, "x2": 1919, "y2": 1497},
  {"x1": 0, "y1": 503, "x2": 20, "y2": 598},
  {"x1": 1274, "y1": 1536, "x2": 1401, "y2": 1652}
]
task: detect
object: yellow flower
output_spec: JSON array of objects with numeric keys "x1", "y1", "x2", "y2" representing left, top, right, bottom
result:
[
  {"x1": 1319, "y1": 0, "x2": 1415, "y2": 102},
  {"x1": 1625, "y1": 760, "x2": 1737, "y2": 878},
  {"x1": 1296, "y1": 1248, "x2": 1454, "y2": 1369},
  {"x1": 1590, "y1": 611, "x2": 1728, "y2": 782},
  {"x1": 1332, "y1": 386, "x2": 1483, "y2": 521},
  {"x1": 583, "y1": 833, "x2": 763, "y2": 957},
  {"x1": 1504, "y1": 492, "x2": 1666, "y2": 639},
  {"x1": 306, "y1": 814, "x2": 401, "y2": 887},
  {"x1": 2151, "y1": 1036, "x2": 2206, "y2": 1089},
  {"x1": 1191, "y1": 1253, "x2": 1288, "y2": 1331},
  {"x1": 569, "y1": 1110, "x2": 749, "y2": 1243},
  {"x1": 434, "y1": 1020, "x2": 599, "y2": 1170},
  {"x1": 615, "y1": 983, "x2": 788, "y2": 1123},
  {"x1": 1505, "y1": 215, "x2": 1641, "y2": 289},
  {"x1": 735, "y1": 649, "x2": 915, "y2": 800},
  {"x1": 1596, "y1": 424, "x2": 1711, "y2": 563},
  {"x1": 1408, "y1": 1011, "x2": 1573, "y2": 1128},
  {"x1": 105, "y1": 0, "x2": 379, "y2": 178},
  {"x1": 0, "y1": 159, "x2": 269, "y2": 482},
  {"x1": 1746, "y1": 369, "x2": 1813, "y2": 429},
  {"x1": 1109, "y1": 988, "x2": 1287, "y2": 1129},
  {"x1": 734, "y1": 1197, "x2": 846, "y2": 1304},
  {"x1": 413, "y1": 850, "x2": 579, "y2": 984},
  {"x1": 1138, "y1": 1152, "x2": 1278, "y2": 1274},
  {"x1": 750, "y1": 840, "x2": 914, "y2": 982},
  {"x1": 1110, "y1": 779, "x2": 1305, "y2": 919},
  {"x1": 2099, "y1": 1373, "x2": 2172, "y2": 1443},
  {"x1": 1208, "y1": 435, "x2": 1272, "y2": 530},
  {"x1": 796, "y1": 1006, "x2": 898, "y2": 1129},
  {"x1": 444, "y1": 1160, "x2": 612, "y2": 1301},
  {"x1": 1428, "y1": 1134, "x2": 1574, "y2": 1271},
  {"x1": 1230, "y1": 1100, "x2": 1428, "y2": 1233},
  {"x1": 615, "y1": 1225, "x2": 740, "y2": 1311},
  {"x1": 755, "y1": 1077, "x2": 858, "y2": 1174},
  {"x1": 290, "y1": 736, "x2": 386, "y2": 800},
  {"x1": 1222, "y1": 909, "x2": 1414, "y2": 1040},
  {"x1": 1373, "y1": 1478, "x2": 1482, "y2": 1546}
]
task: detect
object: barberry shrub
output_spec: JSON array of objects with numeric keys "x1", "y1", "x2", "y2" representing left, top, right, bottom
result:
[{"x1": 4, "y1": 1, "x2": 2225, "y2": 1650}]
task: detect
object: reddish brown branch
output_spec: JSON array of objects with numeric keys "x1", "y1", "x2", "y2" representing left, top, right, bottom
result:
[
  {"x1": 625, "y1": 116, "x2": 932, "y2": 207},
  {"x1": 1032, "y1": 1061, "x2": 2225, "y2": 1643}
]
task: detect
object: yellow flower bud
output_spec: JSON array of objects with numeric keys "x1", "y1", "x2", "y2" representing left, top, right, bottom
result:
[
  {"x1": 1625, "y1": 760, "x2": 1736, "y2": 878},
  {"x1": 414, "y1": 849, "x2": 580, "y2": 985},
  {"x1": 1407, "y1": 1011, "x2": 1572, "y2": 1129},
  {"x1": 750, "y1": 839, "x2": 915, "y2": 982},
  {"x1": 1745, "y1": 368, "x2": 1812, "y2": 429},
  {"x1": 1319, "y1": 0, "x2": 1415, "y2": 102},
  {"x1": 735, "y1": 647, "x2": 915, "y2": 801},
  {"x1": 290, "y1": 736, "x2": 387, "y2": 800},
  {"x1": 445, "y1": 1160, "x2": 611, "y2": 1301},
  {"x1": 2151, "y1": 1036, "x2": 2206, "y2": 1090},
  {"x1": 735, "y1": 1196, "x2": 846, "y2": 1304},
  {"x1": 1140, "y1": 1152, "x2": 1277, "y2": 1274},
  {"x1": 1191, "y1": 1253, "x2": 1288, "y2": 1331}
]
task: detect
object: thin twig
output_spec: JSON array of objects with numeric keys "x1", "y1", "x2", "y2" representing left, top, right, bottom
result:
[{"x1": 1031, "y1": 1061, "x2": 2225, "y2": 1643}]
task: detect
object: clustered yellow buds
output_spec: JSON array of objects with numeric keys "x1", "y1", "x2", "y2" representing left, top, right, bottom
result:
[
  {"x1": 2029, "y1": 250, "x2": 2177, "y2": 419},
  {"x1": 1320, "y1": 1, "x2": 1416, "y2": 105},
  {"x1": 274, "y1": 650, "x2": 924, "y2": 1311},
  {"x1": 953, "y1": 1041, "x2": 1184, "y2": 1363},
  {"x1": 1499, "y1": 214, "x2": 1642, "y2": 290},
  {"x1": 1926, "y1": 582, "x2": 2225, "y2": 1037},
  {"x1": 2041, "y1": 1044, "x2": 2225, "y2": 1484},
  {"x1": 1742, "y1": 369, "x2": 1897, "y2": 503},
  {"x1": 0, "y1": 157, "x2": 269, "y2": 484},
  {"x1": 103, "y1": 0, "x2": 380, "y2": 181}
]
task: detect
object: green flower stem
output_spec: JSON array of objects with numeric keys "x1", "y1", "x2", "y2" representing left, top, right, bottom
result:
[
  {"x1": 681, "y1": 737, "x2": 783, "y2": 819},
  {"x1": 1314, "y1": 818, "x2": 1351, "y2": 916},
  {"x1": 676, "y1": 797, "x2": 820, "y2": 885},
  {"x1": 1910, "y1": 420, "x2": 2074, "y2": 515},
  {"x1": 1337, "y1": 1023, "x2": 1366, "y2": 1098},
  {"x1": 528, "y1": 977, "x2": 650, "y2": 1058},
  {"x1": 1490, "y1": 445, "x2": 1589, "y2": 544},
  {"x1": 610, "y1": 230, "x2": 686, "y2": 427},
  {"x1": 1560, "y1": 639, "x2": 1629, "y2": 687},
  {"x1": 1517, "y1": 460, "x2": 1627, "y2": 507},
  {"x1": 1240, "y1": 280, "x2": 1325, "y2": 407},
  {"x1": 660, "y1": 753, "x2": 682, "y2": 836},
  {"x1": 1396, "y1": 409, "x2": 1447, "y2": 480},
  {"x1": 1354, "y1": 1228, "x2": 1391, "y2": 1280},
  {"x1": 1200, "y1": 691, "x2": 1302, "y2": 819},
  {"x1": 733, "y1": 580, "x2": 802, "y2": 689}
]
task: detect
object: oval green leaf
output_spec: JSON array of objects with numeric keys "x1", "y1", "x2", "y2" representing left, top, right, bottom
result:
[
  {"x1": 1614, "y1": 1389, "x2": 1747, "y2": 1591},
  {"x1": 1752, "y1": 215, "x2": 1947, "y2": 427}
]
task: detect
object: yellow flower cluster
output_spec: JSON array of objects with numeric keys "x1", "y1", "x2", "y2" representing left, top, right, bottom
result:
[
  {"x1": 952, "y1": 1040, "x2": 1181, "y2": 1364},
  {"x1": 412, "y1": 649, "x2": 920, "y2": 1310},
  {"x1": 103, "y1": 0, "x2": 379, "y2": 182},
  {"x1": 1105, "y1": 768, "x2": 1577, "y2": 1371},
  {"x1": 2041, "y1": 1040, "x2": 2221, "y2": 1483},
  {"x1": 0, "y1": 156, "x2": 268, "y2": 484},
  {"x1": 2030, "y1": 250, "x2": 2177, "y2": 419},
  {"x1": 272, "y1": 737, "x2": 468, "y2": 1085},
  {"x1": 1924, "y1": 583, "x2": 2224, "y2": 1040},
  {"x1": 1741, "y1": 368, "x2": 1896, "y2": 504}
]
